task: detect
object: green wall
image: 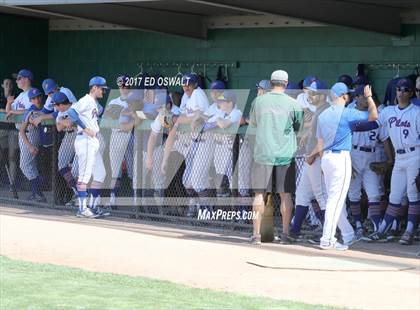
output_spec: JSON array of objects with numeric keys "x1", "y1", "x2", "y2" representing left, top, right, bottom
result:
[
  {"x1": 48, "y1": 24, "x2": 419, "y2": 103},
  {"x1": 0, "y1": 12, "x2": 418, "y2": 103},
  {"x1": 0, "y1": 13, "x2": 48, "y2": 89}
]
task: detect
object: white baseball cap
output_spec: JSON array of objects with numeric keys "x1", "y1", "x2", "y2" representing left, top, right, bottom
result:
[{"x1": 271, "y1": 70, "x2": 288, "y2": 82}]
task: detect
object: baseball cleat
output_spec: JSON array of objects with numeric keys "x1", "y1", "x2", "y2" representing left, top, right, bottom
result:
[
  {"x1": 344, "y1": 235, "x2": 361, "y2": 247},
  {"x1": 319, "y1": 242, "x2": 348, "y2": 251},
  {"x1": 287, "y1": 232, "x2": 303, "y2": 243},
  {"x1": 250, "y1": 234, "x2": 261, "y2": 245},
  {"x1": 94, "y1": 207, "x2": 111, "y2": 217},
  {"x1": 399, "y1": 231, "x2": 414, "y2": 245},
  {"x1": 386, "y1": 229, "x2": 401, "y2": 242},
  {"x1": 279, "y1": 233, "x2": 292, "y2": 245},
  {"x1": 76, "y1": 208, "x2": 100, "y2": 219},
  {"x1": 364, "y1": 231, "x2": 388, "y2": 243},
  {"x1": 355, "y1": 227, "x2": 364, "y2": 241}
]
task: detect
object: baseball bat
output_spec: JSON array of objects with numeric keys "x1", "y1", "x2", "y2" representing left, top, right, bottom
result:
[{"x1": 4, "y1": 163, "x2": 18, "y2": 199}]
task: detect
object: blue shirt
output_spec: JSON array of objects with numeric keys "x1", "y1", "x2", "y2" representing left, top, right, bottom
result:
[{"x1": 317, "y1": 105, "x2": 368, "y2": 151}]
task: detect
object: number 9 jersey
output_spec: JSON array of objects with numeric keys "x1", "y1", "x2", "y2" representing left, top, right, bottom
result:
[{"x1": 377, "y1": 104, "x2": 420, "y2": 150}]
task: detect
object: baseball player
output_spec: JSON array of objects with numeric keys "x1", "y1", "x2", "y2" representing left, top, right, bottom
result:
[
  {"x1": 311, "y1": 83, "x2": 378, "y2": 250},
  {"x1": 18, "y1": 88, "x2": 47, "y2": 202},
  {"x1": 30, "y1": 78, "x2": 77, "y2": 126},
  {"x1": 5, "y1": 69, "x2": 33, "y2": 119},
  {"x1": 160, "y1": 73, "x2": 209, "y2": 216},
  {"x1": 0, "y1": 78, "x2": 18, "y2": 193},
  {"x1": 235, "y1": 80, "x2": 271, "y2": 220},
  {"x1": 146, "y1": 93, "x2": 181, "y2": 209},
  {"x1": 364, "y1": 78, "x2": 420, "y2": 245},
  {"x1": 68, "y1": 76, "x2": 108, "y2": 218},
  {"x1": 289, "y1": 79, "x2": 329, "y2": 241},
  {"x1": 296, "y1": 76, "x2": 318, "y2": 113},
  {"x1": 188, "y1": 90, "x2": 242, "y2": 211},
  {"x1": 104, "y1": 76, "x2": 133, "y2": 207},
  {"x1": 347, "y1": 85, "x2": 389, "y2": 239},
  {"x1": 51, "y1": 91, "x2": 79, "y2": 203}
]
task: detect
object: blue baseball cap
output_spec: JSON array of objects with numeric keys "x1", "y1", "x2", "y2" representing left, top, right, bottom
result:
[
  {"x1": 42, "y1": 78, "x2": 57, "y2": 95},
  {"x1": 28, "y1": 88, "x2": 43, "y2": 99},
  {"x1": 89, "y1": 76, "x2": 109, "y2": 89},
  {"x1": 52, "y1": 91, "x2": 70, "y2": 105},
  {"x1": 306, "y1": 79, "x2": 328, "y2": 92},
  {"x1": 216, "y1": 90, "x2": 236, "y2": 104},
  {"x1": 331, "y1": 82, "x2": 350, "y2": 97},
  {"x1": 256, "y1": 80, "x2": 271, "y2": 91},
  {"x1": 182, "y1": 73, "x2": 198, "y2": 86},
  {"x1": 302, "y1": 76, "x2": 317, "y2": 88},
  {"x1": 396, "y1": 78, "x2": 414, "y2": 90},
  {"x1": 210, "y1": 80, "x2": 225, "y2": 90},
  {"x1": 337, "y1": 74, "x2": 353, "y2": 87},
  {"x1": 17, "y1": 69, "x2": 34, "y2": 82}
]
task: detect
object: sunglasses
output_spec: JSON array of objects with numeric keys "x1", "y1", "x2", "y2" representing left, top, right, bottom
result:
[{"x1": 396, "y1": 87, "x2": 411, "y2": 93}]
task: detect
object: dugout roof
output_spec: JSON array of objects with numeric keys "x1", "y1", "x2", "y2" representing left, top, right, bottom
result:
[{"x1": 0, "y1": 0, "x2": 419, "y2": 39}]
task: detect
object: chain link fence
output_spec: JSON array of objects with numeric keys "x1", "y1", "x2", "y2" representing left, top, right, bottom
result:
[{"x1": 0, "y1": 108, "x2": 307, "y2": 234}]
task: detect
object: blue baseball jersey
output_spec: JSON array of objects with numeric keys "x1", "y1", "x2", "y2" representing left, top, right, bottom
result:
[{"x1": 317, "y1": 105, "x2": 368, "y2": 151}]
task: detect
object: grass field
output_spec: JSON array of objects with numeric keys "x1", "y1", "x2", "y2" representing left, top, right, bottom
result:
[{"x1": 0, "y1": 256, "x2": 343, "y2": 310}]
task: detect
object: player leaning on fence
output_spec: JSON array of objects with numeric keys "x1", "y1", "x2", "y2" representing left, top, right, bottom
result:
[{"x1": 249, "y1": 70, "x2": 304, "y2": 245}]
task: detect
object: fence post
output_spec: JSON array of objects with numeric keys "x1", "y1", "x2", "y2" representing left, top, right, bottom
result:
[{"x1": 51, "y1": 125, "x2": 58, "y2": 207}]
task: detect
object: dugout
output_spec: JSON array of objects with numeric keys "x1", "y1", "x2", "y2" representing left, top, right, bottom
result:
[{"x1": 0, "y1": 1, "x2": 419, "y2": 229}]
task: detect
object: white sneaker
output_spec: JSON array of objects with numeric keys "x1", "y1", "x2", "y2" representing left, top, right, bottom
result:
[{"x1": 320, "y1": 242, "x2": 348, "y2": 251}]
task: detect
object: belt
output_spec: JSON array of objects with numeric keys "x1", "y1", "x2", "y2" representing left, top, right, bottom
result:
[
  {"x1": 325, "y1": 149, "x2": 346, "y2": 154},
  {"x1": 396, "y1": 147, "x2": 415, "y2": 154},
  {"x1": 65, "y1": 130, "x2": 75, "y2": 133},
  {"x1": 353, "y1": 145, "x2": 375, "y2": 153},
  {"x1": 77, "y1": 132, "x2": 98, "y2": 138}
]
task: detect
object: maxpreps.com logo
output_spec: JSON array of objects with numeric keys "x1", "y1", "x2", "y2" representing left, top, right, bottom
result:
[{"x1": 197, "y1": 209, "x2": 258, "y2": 221}]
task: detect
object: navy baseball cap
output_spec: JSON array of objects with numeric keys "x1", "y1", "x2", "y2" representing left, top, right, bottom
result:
[
  {"x1": 89, "y1": 76, "x2": 109, "y2": 89},
  {"x1": 17, "y1": 69, "x2": 34, "y2": 82},
  {"x1": 216, "y1": 90, "x2": 236, "y2": 104},
  {"x1": 42, "y1": 78, "x2": 57, "y2": 95},
  {"x1": 354, "y1": 84, "x2": 366, "y2": 96},
  {"x1": 127, "y1": 89, "x2": 144, "y2": 102},
  {"x1": 396, "y1": 78, "x2": 414, "y2": 90},
  {"x1": 337, "y1": 74, "x2": 353, "y2": 87},
  {"x1": 302, "y1": 76, "x2": 317, "y2": 88},
  {"x1": 117, "y1": 74, "x2": 130, "y2": 87},
  {"x1": 28, "y1": 88, "x2": 43, "y2": 99},
  {"x1": 331, "y1": 82, "x2": 349, "y2": 97},
  {"x1": 210, "y1": 80, "x2": 225, "y2": 90},
  {"x1": 182, "y1": 73, "x2": 198, "y2": 86},
  {"x1": 354, "y1": 75, "x2": 368, "y2": 86},
  {"x1": 286, "y1": 81, "x2": 300, "y2": 90},
  {"x1": 52, "y1": 92, "x2": 70, "y2": 105},
  {"x1": 256, "y1": 80, "x2": 271, "y2": 91},
  {"x1": 306, "y1": 79, "x2": 328, "y2": 92}
]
